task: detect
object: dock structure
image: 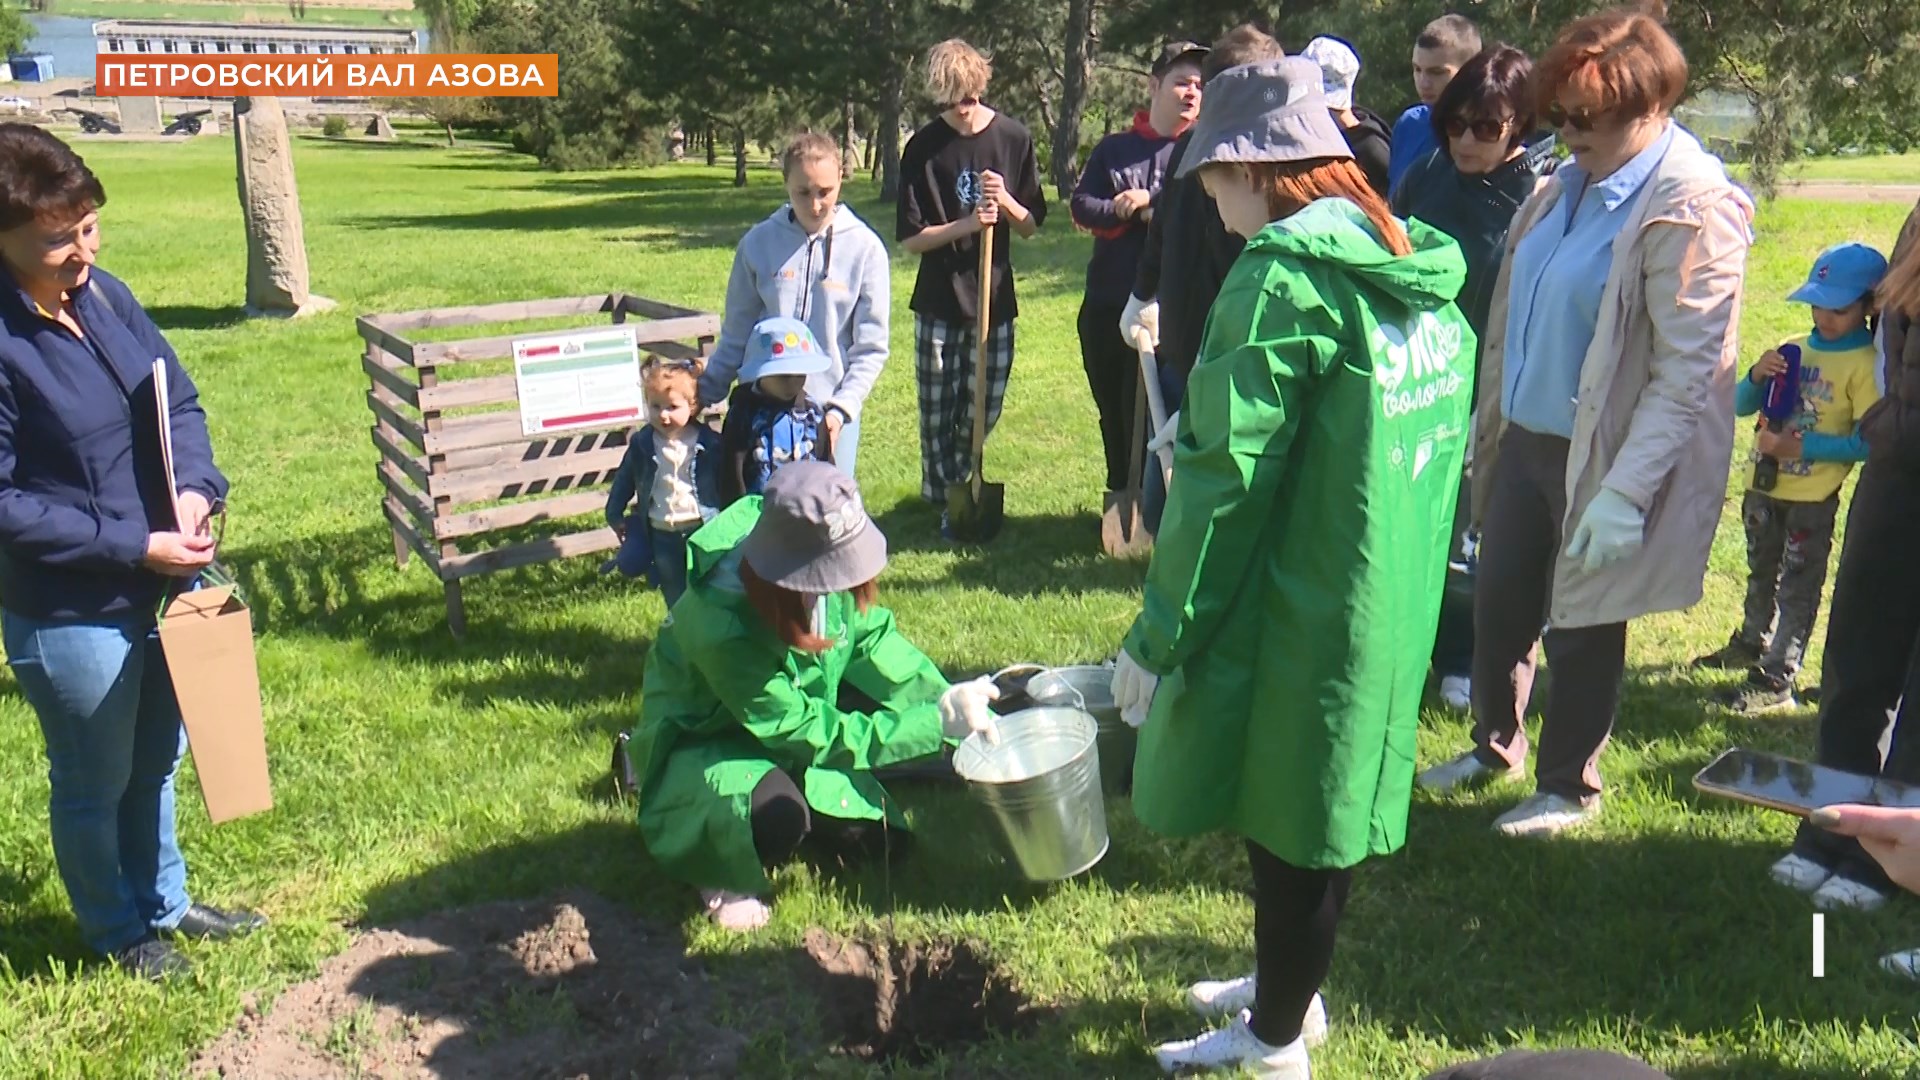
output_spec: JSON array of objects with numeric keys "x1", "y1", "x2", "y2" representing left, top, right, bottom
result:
[{"x1": 91, "y1": 19, "x2": 423, "y2": 60}]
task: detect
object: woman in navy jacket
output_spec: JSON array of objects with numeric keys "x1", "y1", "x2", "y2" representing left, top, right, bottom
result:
[{"x1": 0, "y1": 124, "x2": 262, "y2": 979}]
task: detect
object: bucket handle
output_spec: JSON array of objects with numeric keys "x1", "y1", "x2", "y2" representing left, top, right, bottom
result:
[
  {"x1": 991, "y1": 663, "x2": 1047, "y2": 682},
  {"x1": 1025, "y1": 671, "x2": 1089, "y2": 714}
]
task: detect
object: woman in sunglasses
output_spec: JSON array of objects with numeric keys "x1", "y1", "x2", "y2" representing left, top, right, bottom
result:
[
  {"x1": 1392, "y1": 45, "x2": 1558, "y2": 714},
  {"x1": 0, "y1": 124, "x2": 262, "y2": 980},
  {"x1": 1417, "y1": 7, "x2": 1753, "y2": 836}
]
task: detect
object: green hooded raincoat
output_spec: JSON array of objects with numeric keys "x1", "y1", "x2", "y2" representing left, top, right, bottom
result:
[
  {"x1": 630, "y1": 498, "x2": 953, "y2": 894},
  {"x1": 1123, "y1": 198, "x2": 1474, "y2": 869}
]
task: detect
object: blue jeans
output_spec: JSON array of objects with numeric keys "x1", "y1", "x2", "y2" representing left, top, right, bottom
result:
[
  {"x1": 619, "y1": 519, "x2": 695, "y2": 608},
  {"x1": 4, "y1": 613, "x2": 192, "y2": 955},
  {"x1": 831, "y1": 417, "x2": 861, "y2": 481}
]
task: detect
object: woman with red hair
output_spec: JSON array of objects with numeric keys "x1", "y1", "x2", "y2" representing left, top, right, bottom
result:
[
  {"x1": 1419, "y1": 8, "x2": 1754, "y2": 837},
  {"x1": 624, "y1": 462, "x2": 998, "y2": 931}
]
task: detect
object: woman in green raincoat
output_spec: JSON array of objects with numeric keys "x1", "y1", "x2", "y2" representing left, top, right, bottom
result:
[
  {"x1": 1108, "y1": 59, "x2": 1474, "y2": 1078},
  {"x1": 627, "y1": 461, "x2": 999, "y2": 931}
]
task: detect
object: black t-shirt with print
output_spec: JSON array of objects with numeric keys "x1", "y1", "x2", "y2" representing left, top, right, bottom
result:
[{"x1": 896, "y1": 112, "x2": 1048, "y2": 326}]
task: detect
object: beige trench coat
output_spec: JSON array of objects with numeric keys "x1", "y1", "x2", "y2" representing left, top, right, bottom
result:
[{"x1": 1473, "y1": 126, "x2": 1756, "y2": 630}]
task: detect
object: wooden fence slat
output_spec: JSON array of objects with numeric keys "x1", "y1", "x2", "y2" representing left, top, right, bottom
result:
[
  {"x1": 416, "y1": 373, "x2": 517, "y2": 411},
  {"x1": 615, "y1": 294, "x2": 705, "y2": 321},
  {"x1": 421, "y1": 410, "x2": 536, "y2": 455},
  {"x1": 378, "y1": 460, "x2": 434, "y2": 527},
  {"x1": 440, "y1": 526, "x2": 619, "y2": 580},
  {"x1": 371, "y1": 427, "x2": 433, "y2": 492},
  {"x1": 431, "y1": 442, "x2": 630, "y2": 503},
  {"x1": 356, "y1": 317, "x2": 420, "y2": 368},
  {"x1": 440, "y1": 429, "x2": 627, "y2": 476},
  {"x1": 366, "y1": 387, "x2": 425, "y2": 452},
  {"x1": 433, "y1": 490, "x2": 608, "y2": 540},
  {"x1": 369, "y1": 294, "x2": 614, "y2": 335},
  {"x1": 382, "y1": 496, "x2": 440, "y2": 571},
  {"x1": 411, "y1": 314, "x2": 722, "y2": 365},
  {"x1": 362, "y1": 351, "x2": 420, "y2": 408}
]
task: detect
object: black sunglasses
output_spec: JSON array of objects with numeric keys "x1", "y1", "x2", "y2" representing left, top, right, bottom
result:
[
  {"x1": 942, "y1": 95, "x2": 981, "y2": 110},
  {"x1": 1542, "y1": 103, "x2": 1606, "y2": 133},
  {"x1": 1443, "y1": 115, "x2": 1514, "y2": 142}
]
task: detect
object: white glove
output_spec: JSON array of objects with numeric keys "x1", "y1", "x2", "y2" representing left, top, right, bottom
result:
[
  {"x1": 939, "y1": 677, "x2": 1001, "y2": 743},
  {"x1": 1110, "y1": 650, "x2": 1159, "y2": 729},
  {"x1": 1147, "y1": 410, "x2": 1180, "y2": 453},
  {"x1": 1120, "y1": 295, "x2": 1160, "y2": 351},
  {"x1": 1565, "y1": 487, "x2": 1645, "y2": 573}
]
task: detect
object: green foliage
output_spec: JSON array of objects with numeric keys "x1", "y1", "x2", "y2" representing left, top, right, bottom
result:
[
  {"x1": 0, "y1": 4, "x2": 34, "y2": 57},
  {"x1": 470, "y1": 0, "x2": 666, "y2": 170},
  {"x1": 321, "y1": 115, "x2": 348, "y2": 138}
]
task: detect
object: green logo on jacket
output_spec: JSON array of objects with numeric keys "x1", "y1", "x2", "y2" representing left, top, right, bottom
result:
[{"x1": 1372, "y1": 311, "x2": 1466, "y2": 420}]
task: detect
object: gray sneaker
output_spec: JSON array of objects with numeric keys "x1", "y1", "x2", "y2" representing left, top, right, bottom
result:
[
  {"x1": 1493, "y1": 793, "x2": 1600, "y2": 837},
  {"x1": 1416, "y1": 750, "x2": 1523, "y2": 794}
]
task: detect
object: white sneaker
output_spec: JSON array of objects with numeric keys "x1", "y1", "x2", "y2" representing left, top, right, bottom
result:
[
  {"x1": 1811, "y1": 875, "x2": 1891, "y2": 913},
  {"x1": 1879, "y1": 948, "x2": 1920, "y2": 981},
  {"x1": 1184, "y1": 978, "x2": 1327, "y2": 1046},
  {"x1": 700, "y1": 888, "x2": 770, "y2": 931},
  {"x1": 1768, "y1": 854, "x2": 1834, "y2": 894},
  {"x1": 1417, "y1": 750, "x2": 1522, "y2": 794},
  {"x1": 1493, "y1": 793, "x2": 1599, "y2": 837},
  {"x1": 1438, "y1": 676, "x2": 1473, "y2": 711},
  {"x1": 1154, "y1": 1011, "x2": 1310, "y2": 1077}
]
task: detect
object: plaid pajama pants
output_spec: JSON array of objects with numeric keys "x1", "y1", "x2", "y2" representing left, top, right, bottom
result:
[{"x1": 915, "y1": 315, "x2": 1016, "y2": 504}]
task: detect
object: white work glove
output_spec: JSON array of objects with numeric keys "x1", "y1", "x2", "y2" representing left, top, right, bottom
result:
[
  {"x1": 939, "y1": 677, "x2": 1001, "y2": 743},
  {"x1": 1120, "y1": 295, "x2": 1160, "y2": 351},
  {"x1": 1564, "y1": 487, "x2": 1646, "y2": 573},
  {"x1": 1111, "y1": 650, "x2": 1159, "y2": 729},
  {"x1": 1146, "y1": 410, "x2": 1180, "y2": 453}
]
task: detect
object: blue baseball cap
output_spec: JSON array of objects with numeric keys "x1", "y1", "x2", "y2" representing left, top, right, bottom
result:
[
  {"x1": 739, "y1": 316, "x2": 831, "y2": 383},
  {"x1": 1788, "y1": 242, "x2": 1889, "y2": 310}
]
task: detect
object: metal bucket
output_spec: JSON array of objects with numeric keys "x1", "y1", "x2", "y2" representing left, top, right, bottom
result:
[
  {"x1": 953, "y1": 707, "x2": 1110, "y2": 882},
  {"x1": 1027, "y1": 664, "x2": 1135, "y2": 797}
]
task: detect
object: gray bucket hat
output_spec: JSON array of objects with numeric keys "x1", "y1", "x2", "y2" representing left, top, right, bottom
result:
[
  {"x1": 738, "y1": 461, "x2": 888, "y2": 594},
  {"x1": 1176, "y1": 57, "x2": 1354, "y2": 178}
]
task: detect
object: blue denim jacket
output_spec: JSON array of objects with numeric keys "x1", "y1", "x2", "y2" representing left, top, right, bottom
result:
[
  {"x1": 0, "y1": 266, "x2": 226, "y2": 622},
  {"x1": 605, "y1": 425, "x2": 722, "y2": 528}
]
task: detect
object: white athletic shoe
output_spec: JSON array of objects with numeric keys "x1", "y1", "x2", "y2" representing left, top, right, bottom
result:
[
  {"x1": 1154, "y1": 1010, "x2": 1310, "y2": 1077},
  {"x1": 700, "y1": 889, "x2": 771, "y2": 932},
  {"x1": 1416, "y1": 750, "x2": 1523, "y2": 794},
  {"x1": 1879, "y1": 948, "x2": 1920, "y2": 982},
  {"x1": 1811, "y1": 875, "x2": 1891, "y2": 913},
  {"x1": 1768, "y1": 854, "x2": 1834, "y2": 894},
  {"x1": 1184, "y1": 978, "x2": 1327, "y2": 1046},
  {"x1": 1439, "y1": 676, "x2": 1473, "y2": 711},
  {"x1": 1493, "y1": 793, "x2": 1599, "y2": 837}
]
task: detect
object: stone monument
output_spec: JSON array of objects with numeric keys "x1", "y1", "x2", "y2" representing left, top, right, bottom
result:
[
  {"x1": 232, "y1": 96, "x2": 334, "y2": 319},
  {"x1": 366, "y1": 114, "x2": 396, "y2": 140},
  {"x1": 119, "y1": 96, "x2": 162, "y2": 134}
]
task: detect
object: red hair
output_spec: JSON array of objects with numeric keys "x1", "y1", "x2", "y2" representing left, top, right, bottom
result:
[
  {"x1": 740, "y1": 559, "x2": 878, "y2": 653},
  {"x1": 1244, "y1": 158, "x2": 1412, "y2": 257},
  {"x1": 1532, "y1": 8, "x2": 1687, "y2": 121}
]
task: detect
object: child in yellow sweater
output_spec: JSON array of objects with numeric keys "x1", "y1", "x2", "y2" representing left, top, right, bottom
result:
[{"x1": 1694, "y1": 242, "x2": 1888, "y2": 712}]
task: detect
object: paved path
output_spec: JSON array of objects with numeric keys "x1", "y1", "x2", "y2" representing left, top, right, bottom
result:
[{"x1": 1779, "y1": 182, "x2": 1920, "y2": 204}]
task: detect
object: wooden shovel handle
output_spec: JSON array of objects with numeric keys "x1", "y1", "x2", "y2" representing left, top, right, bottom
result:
[{"x1": 969, "y1": 224, "x2": 994, "y2": 500}]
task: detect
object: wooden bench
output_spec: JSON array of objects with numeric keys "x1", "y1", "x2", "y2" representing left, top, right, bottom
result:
[{"x1": 357, "y1": 292, "x2": 720, "y2": 635}]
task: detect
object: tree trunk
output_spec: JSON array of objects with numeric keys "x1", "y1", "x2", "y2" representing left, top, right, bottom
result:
[
  {"x1": 864, "y1": 115, "x2": 877, "y2": 174},
  {"x1": 443, "y1": 121, "x2": 455, "y2": 147},
  {"x1": 841, "y1": 99, "x2": 858, "y2": 178},
  {"x1": 732, "y1": 125, "x2": 749, "y2": 187},
  {"x1": 706, "y1": 121, "x2": 718, "y2": 167},
  {"x1": 878, "y1": 65, "x2": 905, "y2": 202},
  {"x1": 1050, "y1": 0, "x2": 1095, "y2": 198}
]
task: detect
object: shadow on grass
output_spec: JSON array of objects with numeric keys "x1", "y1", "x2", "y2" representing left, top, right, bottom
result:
[
  {"x1": 0, "y1": 862, "x2": 93, "y2": 981},
  {"x1": 872, "y1": 500, "x2": 1148, "y2": 599},
  {"x1": 144, "y1": 303, "x2": 251, "y2": 333}
]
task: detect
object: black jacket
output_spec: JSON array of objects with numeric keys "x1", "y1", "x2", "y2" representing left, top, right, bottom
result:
[
  {"x1": 1866, "y1": 201, "x2": 1920, "y2": 469},
  {"x1": 1392, "y1": 135, "x2": 1559, "y2": 380},
  {"x1": 1342, "y1": 106, "x2": 1394, "y2": 198},
  {"x1": 1129, "y1": 129, "x2": 1245, "y2": 384}
]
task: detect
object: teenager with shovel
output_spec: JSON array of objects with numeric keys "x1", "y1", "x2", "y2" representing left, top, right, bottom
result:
[{"x1": 898, "y1": 38, "x2": 1047, "y2": 541}]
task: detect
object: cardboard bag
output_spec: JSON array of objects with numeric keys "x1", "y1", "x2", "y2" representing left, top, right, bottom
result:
[{"x1": 158, "y1": 584, "x2": 272, "y2": 824}]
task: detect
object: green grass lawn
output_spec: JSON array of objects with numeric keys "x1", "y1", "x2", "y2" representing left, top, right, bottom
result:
[
  {"x1": 26, "y1": 0, "x2": 421, "y2": 29},
  {"x1": 1765, "y1": 154, "x2": 1920, "y2": 186},
  {"x1": 1, "y1": 134, "x2": 1917, "y2": 1079}
]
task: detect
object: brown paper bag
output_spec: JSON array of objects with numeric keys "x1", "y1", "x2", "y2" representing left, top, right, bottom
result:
[{"x1": 158, "y1": 585, "x2": 272, "y2": 824}]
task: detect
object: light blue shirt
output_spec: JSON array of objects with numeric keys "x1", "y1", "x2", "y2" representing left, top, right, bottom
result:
[{"x1": 1502, "y1": 125, "x2": 1677, "y2": 438}]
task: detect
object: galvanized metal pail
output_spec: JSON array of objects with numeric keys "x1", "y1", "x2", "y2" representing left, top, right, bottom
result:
[
  {"x1": 1026, "y1": 664, "x2": 1134, "y2": 797},
  {"x1": 953, "y1": 707, "x2": 1109, "y2": 881}
]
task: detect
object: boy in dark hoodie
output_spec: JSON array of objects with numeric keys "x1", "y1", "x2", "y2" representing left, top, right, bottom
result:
[
  {"x1": 1303, "y1": 36, "x2": 1393, "y2": 197},
  {"x1": 1070, "y1": 40, "x2": 1207, "y2": 500}
]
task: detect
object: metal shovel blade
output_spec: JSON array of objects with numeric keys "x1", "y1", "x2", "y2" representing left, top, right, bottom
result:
[
  {"x1": 1101, "y1": 366, "x2": 1153, "y2": 559},
  {"x1": 946, "y1": 477, "x2": 1006, "y2": 544}
]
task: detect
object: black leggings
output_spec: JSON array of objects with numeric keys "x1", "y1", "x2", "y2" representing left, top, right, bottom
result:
[
  {"x1": 1246, "y1": 840, "x2": 1354, "y2": 1047},
  {"x1": 749, "y1": 768, "x2": 905, "y2": 869}
]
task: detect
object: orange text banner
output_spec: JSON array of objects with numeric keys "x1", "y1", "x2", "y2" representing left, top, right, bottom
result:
[{"x1": 96, "y1": 54, "x2": 558, "y2": 97}]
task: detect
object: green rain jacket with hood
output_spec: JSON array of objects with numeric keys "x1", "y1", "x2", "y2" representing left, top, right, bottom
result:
[
  {"x1": 1123, "y1": 198, "x2": 1475, "y2": 869},
  {"x1": 629, "y1": 497, "x2": 953, "y2": 894}
]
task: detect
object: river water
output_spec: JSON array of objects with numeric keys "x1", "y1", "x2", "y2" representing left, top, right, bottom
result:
[{"x1": 19, "y1": 15, "x2": 99, "y2": 81}]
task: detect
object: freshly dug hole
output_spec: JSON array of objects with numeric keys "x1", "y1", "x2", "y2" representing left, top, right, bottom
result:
[{"x1": 803, "y1": 928, "x2": 1045, "y2": 1066}]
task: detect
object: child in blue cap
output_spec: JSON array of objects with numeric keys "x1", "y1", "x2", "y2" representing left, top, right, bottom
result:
[
  {"x1": 1695, "y1": 241, "x2": 1889, "y2": 716},
  {"x1": 720, "y1": 316, "x2": 832, "y2": 505},
  {"x1": 605, "y1": 355, "x2": 723, "y2": 606}
]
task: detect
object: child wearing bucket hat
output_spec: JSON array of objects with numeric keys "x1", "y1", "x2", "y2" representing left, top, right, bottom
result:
[
  {"x1": 621, "y1": 462, "x2": 999, "y2": 931},
  {"x1": 719, "y1": 316, "x2": 834, "y2": 506},
  {"x1": 1693, "y1": 241, "x2": 1889, "y2": 717},
  {"x1": 1106, "y1": 57, "x2": 1474, "y2": 1079}
]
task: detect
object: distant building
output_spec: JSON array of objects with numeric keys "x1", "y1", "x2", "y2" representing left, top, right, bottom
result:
[{"x1": 91, "y1": 19, "x2": 422, "y2": 60}]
